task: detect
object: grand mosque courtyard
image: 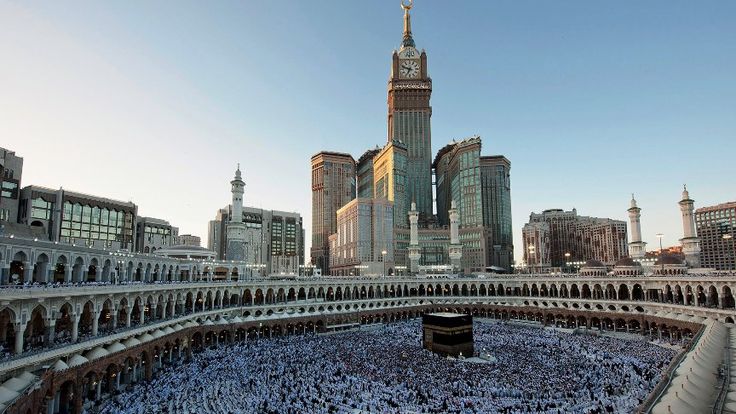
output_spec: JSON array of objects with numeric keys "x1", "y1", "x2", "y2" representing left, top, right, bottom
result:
[{"x1": 91, "y1": 320, "x2": 676, "y2": 414}]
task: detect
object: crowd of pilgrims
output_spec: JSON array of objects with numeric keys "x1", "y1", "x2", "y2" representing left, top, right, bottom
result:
[{"x1": 92, "y1": 320, "x2": 676, "y2": 414}]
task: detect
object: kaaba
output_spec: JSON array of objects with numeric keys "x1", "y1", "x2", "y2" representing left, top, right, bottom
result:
[{"x1": 422, "y1": 313, "x2": 474, "y2": 357}]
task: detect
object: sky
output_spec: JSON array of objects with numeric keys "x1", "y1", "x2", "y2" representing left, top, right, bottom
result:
[{"x1": 1, "y1": 0, "x2": 734, "y2": 264}]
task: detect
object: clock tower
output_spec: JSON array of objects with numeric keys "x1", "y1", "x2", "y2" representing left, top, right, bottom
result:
[{"x1": 388, "y1": 0, "x2": 433, "y2": 220}]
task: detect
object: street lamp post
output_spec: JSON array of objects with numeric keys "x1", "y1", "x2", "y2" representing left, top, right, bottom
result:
[
  {"x1": 381, "y1": 250, "x2": 387, "y2": 278},
  {"x1": 564, "y1": 252, "x2": 571, "y2": 274},
  {"x1": 656, "y1": 233, "x2": 664, "y2": 274}
]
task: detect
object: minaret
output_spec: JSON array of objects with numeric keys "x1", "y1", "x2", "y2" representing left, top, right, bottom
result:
[
  {"x1": 627, "y1": 194, "x2": 646, "y2": 259},
  {"x1": 231, "y1": 164, "x2": 244, "y2": 224},
  {"x1": 679, "y1": 185, "x2": 701, "y2": 268},
  {"x1": 408, "y1": 201, "x2": 421, "y2": 274},
  {"x1": 226, "y1": 164, "x2": 247, "y2": 262},
  {"x1": 448, "y1": 200, "x2": 463, "y2": 273}
]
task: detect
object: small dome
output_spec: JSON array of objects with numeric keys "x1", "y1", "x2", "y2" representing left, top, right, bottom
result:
[
  {"x1": 615, "y1": 257, "x2": 640, "y2": 267},
  {"x1": 68, "y1": 354, "x2": 89, "y2": 367},
  {"x1": 18, "y1": 372, "x2": 35, "y2": 382},
  {"x1": 172, "y1": 324, "x2": 185, "y2": 331},
  {"x1": 0, "y1": 385, "x2": 19, "y2": 404},
  {"x1": 52, "y1": 360, "x2": 69, "y2": 372},
  {"x1": 583, "y1": 259, "x2": 605, "y2": 268},
  {"x1": 162, "y1": 326, "x2": 175, "y2": 335},
  {"x1": 105, "y1": 342, "x2": 126, "y2": 353},
  {"x1": 2, "y1": 377, "x2": 31, "y2": 393},
  {"x1": 137, "y1": 333, "x2": 155, "y2": 343},
  {"x1": 655, "y1": 254, "x2": 684, "y2": 266},
  {"x1": 123, "y1": 337, "x2": 142, "y2": 347},
  {"x1": 84, "y1": 346, "x2": 109, "y2": 361},
  {"x1": 150, "y1": 329, "x2": 165, "y2": 339}
]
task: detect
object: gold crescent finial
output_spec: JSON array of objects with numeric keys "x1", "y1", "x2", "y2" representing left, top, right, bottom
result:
[{"x1": 401, "y1": 0, "x2": 413, "y2": 11}]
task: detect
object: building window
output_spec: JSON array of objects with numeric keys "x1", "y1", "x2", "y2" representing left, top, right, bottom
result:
[{"x1": 30, "y1": 197, "x2": 53, "y2": 220}]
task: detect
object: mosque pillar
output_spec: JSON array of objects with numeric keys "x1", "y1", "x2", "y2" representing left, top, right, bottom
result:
[
  {"x1": 71, "y1": 313, "x2": 80, "y2": 342},
  {"x1": 64, "y1": 266, "x2": 72, "y2": 283},
  {"x1": 0, "y1": 265, "x2": 9, "y2": 284},
  {"x1": 14, "y1": 323, "x2": 26, "y2": 354},
  {"x1": 95, "y1": 380, "x2": 101, "y2": 401},
  {"x1": 145, "y1": 357, "x2": 153, "y2": 381},
  {"x1": 45, "y1": 319, "x2": 56, "y2": 346},
  {"x1": 91, "y1": 308, "x2": 101, "y2": 336},
  {"x1": 126, "y1": 309, "x2": 132, "y2": 328},
  {"x1": 73, "y1": 383, "x2": 84, "y2": 414},
  {"x1": 719, "y1": 296, "x2": 725, "y2": 309},
  {"x1": 22, "y1": 262, "x2": 32, "y2": 283},
  {"x1": 111, "y1": 308, "x2": 118, "y2": 329},
  {"x1": 52, "y1": 391, "x2": 60, "y2": 414}
]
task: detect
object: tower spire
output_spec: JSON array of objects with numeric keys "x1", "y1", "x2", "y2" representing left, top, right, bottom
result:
[{"x1": 401, "y1": 0, "x2": 415, "y2": 48}]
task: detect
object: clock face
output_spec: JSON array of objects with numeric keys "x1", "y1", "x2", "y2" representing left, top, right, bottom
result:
[{"x1": 399, "y1": 60, "x2": 420, "y2": 78}]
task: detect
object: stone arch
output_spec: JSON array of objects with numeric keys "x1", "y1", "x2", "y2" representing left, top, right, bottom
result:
[
  {"x1": 696, "y1": 285, "x2": 706, "y2": 306},
  {"x1": 559, "y1": 284, "x2": 569, "y2": 298},
  {"x1": 117, "y1": 297, "x2": 129, "y2": 328},
  {"x1": 54, "y1": 302, "x2": 74, "y2": 345},
  {"x1": 9, "y1": 250, "x2": 28, "y2": 284},
  {"x1": 581, "y1": 284, "x2": 591, "y2": 299},
  {"x1": 569, "y1": 284, "x2": 580, "y2": 299},
  {"x1": 254, "y1": 289, "x2": 264, "y2": 305},
  {"x1": 33, "y1": 252, "x2": 50, "y2": 284},
  {"x1": 78, "y1": 300, "x2": 96, "y2": 337},
  {"x1": 98, "y1": 299, "x2": 115, "y2": 334},
  {"x1": 52, "y1": 254, "x2": 69, "y2": 284},
  {"x1": 24, "y1": 304, "x2": 48, "y2": 351},
  {"x1": 632, "y1": 284, "x2": 644, "y2": 301},
  {"x1": 72, "y1": 256, "x2": 85, "y2": 283},
  {"x1": 707, "y1": 285, "x2": 719, "y2": 307},
  {"x1": 722, "y1": 285, "x2": 735, "y2": 309}
]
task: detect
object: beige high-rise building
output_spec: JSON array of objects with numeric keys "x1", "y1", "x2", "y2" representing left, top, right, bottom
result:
[
  {"x1": 695, "y1": 201, "x2": 736, "y2": 270},
  {"x1": 373, "y1": 140, "x2": 409, "y2": 228},
  {"x1": 311, "y1": 151, "x2": 355, "y2": 273},
  {"x1": 522, "y1": 209, "x2": 628, "y2": 269},
  {"x1": 328, "y1": 198, "x2": 394, "y2": 276}
]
